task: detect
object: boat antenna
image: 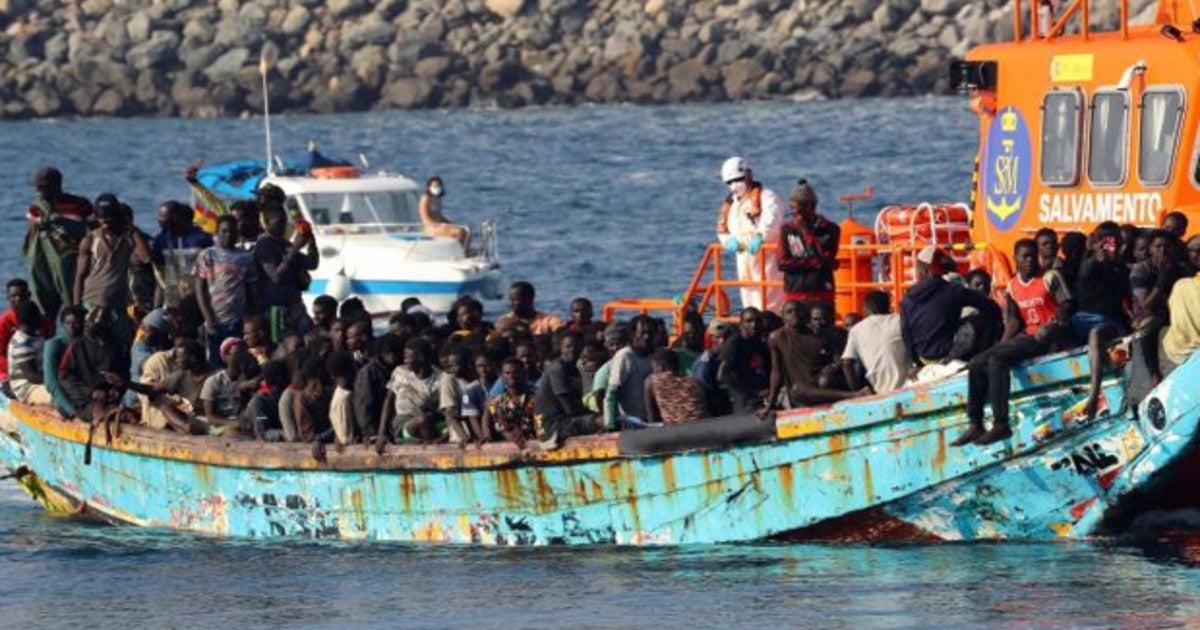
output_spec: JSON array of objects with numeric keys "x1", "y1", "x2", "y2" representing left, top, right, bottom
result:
[{"x1": 259, "y1": 43, "x2": 278, "y2": 176}]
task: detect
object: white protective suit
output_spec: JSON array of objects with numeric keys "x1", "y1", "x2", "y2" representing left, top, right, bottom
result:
[{"x1": 717, "y1": 184, "x2": 784, "y2": 311}]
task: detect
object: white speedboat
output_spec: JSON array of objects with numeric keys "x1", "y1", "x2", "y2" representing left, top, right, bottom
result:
[{"x1": 196, "y1": 154, "x2": 503, "y2": 316}]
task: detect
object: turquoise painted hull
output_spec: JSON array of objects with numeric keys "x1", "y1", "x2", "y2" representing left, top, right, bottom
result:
[{"x1": 1, "y1": 347, "x2": 1197, "y2": 545}]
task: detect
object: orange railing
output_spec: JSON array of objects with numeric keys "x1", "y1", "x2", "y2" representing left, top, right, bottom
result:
[{"x1": 602, "y1": 240, "x2": 987, "y2": 330}]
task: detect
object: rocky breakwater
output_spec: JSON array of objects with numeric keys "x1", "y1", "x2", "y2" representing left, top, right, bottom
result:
[{"x1": 0, "y1": 0, "x2": 1157, "y2": 119}]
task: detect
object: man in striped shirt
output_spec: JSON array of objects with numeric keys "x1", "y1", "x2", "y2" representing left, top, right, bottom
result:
[{"x1": 7, "y1": 300, "x2": 52, "y2": 405}]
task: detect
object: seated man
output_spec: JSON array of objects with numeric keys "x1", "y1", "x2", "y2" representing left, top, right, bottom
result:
[
  {"x1": 900, "y1": 246, "x2": 1001, "y2": 371},
  {"x1": 603, "y1": 316, "x2": 655, "y2": 429},
  {"x1": 762, "y1": 301, "x2": 862, "y2": 415},
  {"x1": 460, "y1": 351, "x2": 500, "y2": 444},
  {"x1": 534, "y1": 331, "x2": 598, "y2": 446},
  {"x1": 717, "y1": 308, "x2": 771, "y2": 411},
  {"x1": 957, "y1": 239, "x2": 1072, "y2": 446},
  {"x1": 564, "y1": 297, "x2": 606, "y2": 344},
  {"x1": 448, "y1": 296, "x2": 494, "y2": 346},
  {"x1": 157, "y1": 339, "x2": 213, "y2": 416},
  {"x1": 806, "y1": 301, "x2": 847, "y2": 389},
  {"x1": 841, "y1": 290, "x2": 908, "y2": 395},
  {"x1": 691, "y1": 320, "x2": 733, "y2": 416},
  {"x1": 7, "y1": 300, "x2": 51, "y2": 405},
  {"x1": 645, "y1": 349, "x2": 707, "y2": 424},
  {"x1": 44, "y1": 306, "x2": 85, "y2": 418},
  {"x1": 1129, "y1": 230, "x2": 1190, "y2": 386},
  {"x1": 1035, "y1": 227, "x2": 1059, "y2": 272},
  {"x1": 495, "y1": 281, "x2": 563, "y2": 337},
  {"x1": 377, "y1": 338, "x2": 443, "y2": 448},
  {"x1": 1072, "y1": 223, "x2": 1132, "y2": 419},
  {"x1": 0, "y1": 278, "x2": 52, "y2": 385},
  {"x1": 59, "y1": 308, "x2": 123, "y2": 419},
  {"x1": 669, "y1": 312, "x2": 706, "y2": 375},
  {"x1": 1162, "y1": 262, "x2": 1200, "y2": 372},
  {"x1": 353, "y1": 334, "x2": 402, "y2": 442},
  {"x1": 483, "y1": 358, "x2": 538, "y2": 449},
  {"x1": 308, "y1": 294, "x2": 338, "y2": 339},
  {"x1": 240, "y1": 360, "x2": 290, "y2": 441},
  {"x1": 1163, "y1": 210, "x2": 1189, "y2": 240},
  {"x1": 292, "y1": 358, "x2": 332, "y2": 444},
  {"x1": 965, "y1": 269, "x2": 992, "y2": 297},
  {"x1": 200, "y1": 342, "x2": 254, "y2": 426}
]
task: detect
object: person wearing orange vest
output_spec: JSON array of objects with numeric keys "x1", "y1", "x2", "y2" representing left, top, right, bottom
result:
[
  {"x1": 716, "y1": 157, "x2": 783, "y2": 311},
  {"x1": 955, "y1": 238, "x2": 1073, "y2": 447}
]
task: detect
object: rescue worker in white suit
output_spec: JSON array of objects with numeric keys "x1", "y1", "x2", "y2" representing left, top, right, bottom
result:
[{"x1": 715, "y1": 156, "x2": 784, "y2": 311}]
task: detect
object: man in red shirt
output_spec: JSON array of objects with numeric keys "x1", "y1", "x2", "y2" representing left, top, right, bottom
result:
[
  {"x1": 0, "y1": 278, "x2": 53, "y2": 382},
  {"x1": 955, "y1": 239, "x2": 1073, "y2": 447},
  {"x1": 777, "y1": 181, "x2": 840, "y2": 306}
]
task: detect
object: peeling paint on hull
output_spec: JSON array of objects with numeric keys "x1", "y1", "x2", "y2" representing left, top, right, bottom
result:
[{"x1": 1, "y1": 348, "x2": 1197, "y2": 545}]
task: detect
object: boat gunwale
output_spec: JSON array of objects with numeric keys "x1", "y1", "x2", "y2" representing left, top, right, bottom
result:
[{"x1": 0, "y1": 346, "x2": 1101, "y2": 474}]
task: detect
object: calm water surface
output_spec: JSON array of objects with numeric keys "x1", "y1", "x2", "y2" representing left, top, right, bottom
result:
[{"x1": 1, "y1": 99, "x2": 1198, "y2": 627}]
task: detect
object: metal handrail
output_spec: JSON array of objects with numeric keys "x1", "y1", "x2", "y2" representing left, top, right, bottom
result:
[
  {"x1": 603, "y1": 239, "x2": 1004, "y2": 327},
  {"x1": 1014, "y1": 0, "x2": 1130, "y2": 42}
]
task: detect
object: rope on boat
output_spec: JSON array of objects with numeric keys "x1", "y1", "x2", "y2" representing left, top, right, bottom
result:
[
  {"x1": 0, "y1": 465, "x2": 30, "y2": 481},
  {"x1": 83, "y1": 410, "x2": 123, "y2": 467}
]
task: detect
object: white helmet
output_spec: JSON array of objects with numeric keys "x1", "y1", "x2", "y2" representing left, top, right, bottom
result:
[{"x1": 720, "y1": 156, "x2": 748, "y2": 183}]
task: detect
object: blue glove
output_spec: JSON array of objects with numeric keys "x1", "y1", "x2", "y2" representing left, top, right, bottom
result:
[
  {"x1": 724, "y1": 238, "x2": 740, "y2": 255},
  {"x1": 747, "y1": 235, "x2": 764, "y2": 255}
]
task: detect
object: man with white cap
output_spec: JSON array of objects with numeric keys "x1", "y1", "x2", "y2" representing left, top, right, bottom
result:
[
  {"x1": 716, "y1": 156, "x2": 783, "y2": 311},
  {"x1": 899, "y1": 245, "x2": 998, "y2": 372}
]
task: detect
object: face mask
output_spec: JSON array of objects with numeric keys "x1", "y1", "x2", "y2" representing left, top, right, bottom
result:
[
  {"x1": 430, "y1": 186, "x2": 444, "y2": 197},
  {"x1": 728, "y1": 180, "x2": 748, "y2": 197}
]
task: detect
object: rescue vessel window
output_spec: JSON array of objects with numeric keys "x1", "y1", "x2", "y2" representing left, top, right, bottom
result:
[
  {"x1": 1088, "y1": 91, "x2": 1129, "y2": 186},
  {"x1": 1040, "y1": 90, "x2": 1083, "y2": 186},
  {"x1": 1138, "y1": 89, "x2": 1183, "y2": 187}
]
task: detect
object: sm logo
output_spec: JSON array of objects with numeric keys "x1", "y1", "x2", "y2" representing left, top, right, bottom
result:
[{"x1": 982, "y1": 107, "x2": 1032, "y2": 231}]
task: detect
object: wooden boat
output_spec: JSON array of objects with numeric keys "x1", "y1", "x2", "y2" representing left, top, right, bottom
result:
[
  {"x1": 1, "y1": 346, "x2": 1196, "y2": 544},
  {"x1": 6, "y1": 0, "x2": 1200, "y2": 545}
]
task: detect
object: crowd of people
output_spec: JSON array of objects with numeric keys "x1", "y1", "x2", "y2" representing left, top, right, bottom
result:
[{"x1": 6, "y1": 163, "x2": 1200, "y2": 460}]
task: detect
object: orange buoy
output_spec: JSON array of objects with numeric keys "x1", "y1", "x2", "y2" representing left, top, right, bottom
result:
[
  {"x1": 311, "y1": 166, "x2": 360, "y2": 179},
  {"x1": 835, "y1": 216, "x2": 876, "y2": 318}
]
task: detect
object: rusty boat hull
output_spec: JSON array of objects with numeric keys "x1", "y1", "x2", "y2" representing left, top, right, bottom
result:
[{"x1": 0, "y1": 347, "x2": 1197, "y2": 545}]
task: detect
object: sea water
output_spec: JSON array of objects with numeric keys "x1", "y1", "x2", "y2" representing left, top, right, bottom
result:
[{"x1": 1, "y1": 99, "x2": 1198, "y2": 627}]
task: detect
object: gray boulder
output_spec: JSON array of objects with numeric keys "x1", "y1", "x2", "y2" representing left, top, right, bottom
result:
[
  {"x1": 92, "y1": 88, "x2": 128, "y2": 115},
  {"x1": 126, "y1": 31, "x2": 180, "y2": 70},
  {"x1": 414, "y1": 55, "x2": 453, "y2": 79},
  {"x1": 329, "y1": 0, "x2": 370, "y2": 19},
  {"x1": 26, "y1": 82, "x2": 62, "y2": 116},
  {"x1": 280, "y1": 6, "x2": 311, "y2": 36},
  {"x1": 205, "y1": 47, "x2": 250, "y2": 83},
  {"x1": 126, "y1": 11, "x2": 152, "y2": 43},
  {"x1": 344, "y1": 15, "x2": 395, "y2": 47},
  {"x1": 382, "y1": 77, "x2": 437, "y2": 107},
  {"x1": 667, "y1": 57, "x2": 713, "y2": 99},
  {"x1": 350, "y1": 45, "x2": 388, "y2": 88}
]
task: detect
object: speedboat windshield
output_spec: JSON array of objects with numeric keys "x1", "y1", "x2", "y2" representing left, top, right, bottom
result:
[{"x1": 297, "y1": 190, "x2": 422, "y2": 233}]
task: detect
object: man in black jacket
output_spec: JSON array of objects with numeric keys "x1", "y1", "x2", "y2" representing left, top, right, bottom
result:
[{"x1": 900, "y1": 246, "x2": 1001, "y2": 371}]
